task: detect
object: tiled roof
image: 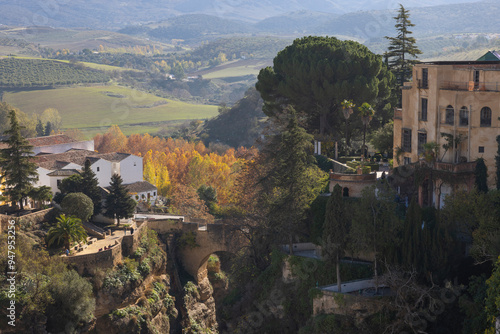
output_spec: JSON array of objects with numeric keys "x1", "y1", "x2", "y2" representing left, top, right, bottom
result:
[
  {"x1": 27, "y1": 134, "x2": 77, "y2": 147},
  {"x1": 46, "y1": 169, "x2": 81, "y2": 177},
  {"x1": 123, "y1": 181, "x2": 157, "y2": 194},
  {"x1": 0, "y1": 134, "x2": 78, "y2": 150},
  {"x1": 34, "y1": 149, "x2": 100, "y2": 170},
  {"x1": 96, "y1": 152, "x2": 131, "y2": 162}
]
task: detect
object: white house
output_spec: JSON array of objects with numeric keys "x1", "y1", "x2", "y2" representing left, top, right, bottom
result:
[{"x1": 28, "y1": 136, "x2": 156, "y2": 204}]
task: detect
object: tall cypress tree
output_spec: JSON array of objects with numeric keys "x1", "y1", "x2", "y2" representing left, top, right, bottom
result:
[
  {"x1": 475, "y1": 158, "x2": 488, "y2": 193},
  {"x1": 81, "y1": 159, "x2": 102, "y2": 216},
  {"x1": 104, "y1": 174, "x2": 136, "y2": 226},
  {"x1": 35, "y1": 119, "x2": 45, "y2": 137},
  {"x1": 0, "y1": 110, "x2": 38, "y2": 209},
  {"x1": 496, "y1": 135, "x2": 500, "y2": 190},
  {"x1": 323, "y1": 184, "x2": 349, "y2": 292},
  {"x1": 385, "y1": 4, "x2": 422, "y2": 102}
]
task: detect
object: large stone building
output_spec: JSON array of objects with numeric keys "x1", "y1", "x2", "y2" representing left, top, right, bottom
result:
[{"x1": 393, "y1": 57, "x2": 500, "y2": 207}]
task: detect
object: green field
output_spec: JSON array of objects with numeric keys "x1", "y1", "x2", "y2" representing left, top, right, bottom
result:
[
  {"x1": 3, "y1": 85, "x2": 218, "y2": 137},
  {"x1": 0, "y1": 56, "x2": 136, "y2": 72},
  {"x1": 196, "y1": 59, "x2": 271, "y2": 79}
]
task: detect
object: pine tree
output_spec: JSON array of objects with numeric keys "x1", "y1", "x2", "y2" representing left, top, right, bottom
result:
[
  {"x1": 35, "y1": 119, "x2": 45, "y2": 137},
  {"x1": 0, "y1": 110, "x2": 38, "y2": 210},
  {"x1": 44, "y1": 121, "x2": 52, "y2": 136},
  {"x1": 104, "y1": 174, "x2": 136, "y2": 226},
  {"x1": 385, "y1": 4, "x2": 422, "y2": 101},
  {"x1": 259, "y1": 107, "x2": 326, "y2": 254},
  {"x1": 81, "y1": 159, "x2": 102, "y2": 216}
]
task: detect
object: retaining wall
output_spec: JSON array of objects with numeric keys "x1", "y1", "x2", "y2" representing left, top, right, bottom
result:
[
  {"x1": 0, "y1": 208, "x2": 53, "y2": 233},
  {"x1": 63, "y1": 241, "x2": 122, "y2": 276}
]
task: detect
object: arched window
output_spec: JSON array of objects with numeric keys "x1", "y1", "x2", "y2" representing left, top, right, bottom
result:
[
  {"x1": 445, "y1": 105, "x2": 454, "y2": 125},
  {"x1": 459, "y1": 106, "x2": 469, "y2": 126},
  {"x1": 480, "y1": 107, "x2": 492, "y2": 127},
  {"x1": 343, "y1": 187, "x2": 349, "y2": 197}
]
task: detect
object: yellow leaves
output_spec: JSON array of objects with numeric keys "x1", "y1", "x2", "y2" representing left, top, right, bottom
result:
[{"x1": 93, "y1": 126, "x2": 250, "y2": 204}]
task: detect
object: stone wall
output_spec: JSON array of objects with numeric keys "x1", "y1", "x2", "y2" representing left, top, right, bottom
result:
[
  {"x1": 121, "y1": 223, "x2": 146, "y2": 257},
  {"x1": 313, "y1": 290, "x2": 386, "y2": 321},
  {"x1": 63, "y1": 241, "x2": 122, "y2": 275},
  {"x1": 0, "y1": 208, "x2": 53, "y2": 233},
  {"x1": 329, "y1": 172, "x2": 377, "y2": 197}
]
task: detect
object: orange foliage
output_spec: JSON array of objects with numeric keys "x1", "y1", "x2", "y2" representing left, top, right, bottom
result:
[{"x1": 93, "y1": 126, "x2": 258, "y2": 205}]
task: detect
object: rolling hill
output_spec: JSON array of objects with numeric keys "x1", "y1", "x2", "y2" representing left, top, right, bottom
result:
[
  {"x1": 0, "y1": 0, "x2": 483, "y2": 30},
  {"x1": 2, "y1": 85, "x2": 218, "y2": 137}
]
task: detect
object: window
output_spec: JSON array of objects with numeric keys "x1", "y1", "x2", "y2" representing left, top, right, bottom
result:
[
  {"x1": 141, "y1": 194, "x2": 145, "y2": 199},
  {"x1": 343, "y1": 187, "x2": 349, "y2": 197},
  {"x1": 402, "y1": 128, "x2": 412, "y2": 152},
  {"x1": 474, "y1": 70, "x2": 480, "y2": 88},
  {"x1": 135, "y1": 195, "x2": 139, "y2": 200},
  {"x1": 418, "y1": 132, "x2": 427, "y2": 154},
  {"x1": 445, "y1": 105, "x2": 454, "y2": 125},
  {"x1": 134, "y1": 162, "x2": 136, "y2": 166},
  {"x1": 57, "y1": 179, "x2": 61, "y2": 187},
  {"x1": 154, "y1": 192, "x2": 156, "y2": 196},
  {"x1": 459, "y1": 106, "x2": 469, "y2": 126},
  {"x1": 479, "y1": 146, "x2": 485, "y2": 153},
  {"x1": 420, "y1": 98, "x2": 428, "y2": 121},
  {"x1": 480, "y1": 107, "x2": 492, "y2": 127},
  {"x1": 97, "y1": 167, "x2": 100, "y2": 172},
  {"x1": 404, "y1": 157, "x2": 412, "y2": 165},
  {"x1": 421, "y1": 68, "x2": 428, "y2": 88}
]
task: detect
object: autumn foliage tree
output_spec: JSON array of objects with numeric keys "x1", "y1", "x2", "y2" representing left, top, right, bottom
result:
[{"x1": 94, "y1": 125, "x2": 254, "y2": 206}]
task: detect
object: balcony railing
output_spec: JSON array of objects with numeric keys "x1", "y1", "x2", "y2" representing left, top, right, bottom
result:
[
  {"x1": 440, "y1": 81, "x2": 500, "y2": 92},
  {"x1": 417, "y1": 79, "x2": 428, "y2": 89},
  {"x1": 433, "y1": 161, "x2": 476, "y2": 173}
]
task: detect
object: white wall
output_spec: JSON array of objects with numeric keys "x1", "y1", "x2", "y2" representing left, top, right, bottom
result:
[
  {"x1": 134, "y1": 190, "x2": 157, "y2": 205},
  {"x1": 35, "y1": 167, "x2": 52, "y2": 189},
  {"x1": 91, "y1": 159, "x2": 113, "y2": 187},
  {"x1": 119, "y1": 155, "x2": 143, "y2": 184}
]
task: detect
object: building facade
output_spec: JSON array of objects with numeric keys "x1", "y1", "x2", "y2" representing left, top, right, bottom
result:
[{"x1": 394, "y1": 60, "x2": 500, "y2": 207}]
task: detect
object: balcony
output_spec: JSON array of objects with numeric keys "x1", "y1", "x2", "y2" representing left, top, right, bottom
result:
[
  {"x1": 433, "y1": 161, "x2": 476, "y2": 173},
  {"x1": 440, "y1": 81, "x2": 500, "y2": 92},
  {"x1": 417, "y1": 79, "x2": 428, "y2": 89}
]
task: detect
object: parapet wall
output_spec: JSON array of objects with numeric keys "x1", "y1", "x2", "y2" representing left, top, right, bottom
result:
[
  {"x1": 0, "y1": 208, "x2": 53, "y2": 233},
  {"x1": 63, "y1": 241, "x2": 122, "y2": 276}
]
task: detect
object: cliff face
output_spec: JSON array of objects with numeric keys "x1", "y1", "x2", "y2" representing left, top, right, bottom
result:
[
  {"x1": 181, "y1": 277, "x2": 218, "y2": 333},
  {"x1": 89, "y1": 230, "x2": 220, "y2": 334}
]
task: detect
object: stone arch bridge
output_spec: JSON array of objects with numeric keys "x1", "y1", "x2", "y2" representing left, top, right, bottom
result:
[{"x1": 143, "y1": 216, "x2": 248, "y2": 283}]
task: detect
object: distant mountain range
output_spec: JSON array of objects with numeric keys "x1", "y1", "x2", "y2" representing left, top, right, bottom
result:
[
  {"x1": 0, "y1": 0, "x2": 497, "y2": 44},
  {"x1": 0, "y1": 0, "x2": 485, "y2": 30}
]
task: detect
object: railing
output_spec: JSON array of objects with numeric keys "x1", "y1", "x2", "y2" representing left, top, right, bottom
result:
[
  {"x1": 417, "y1": 79, "x2": 428, "y2": 89},
  {"x1": 433, "y1": 161, "x2": 476, "y2": 173},
  {"x1": 440, "y1": 81, "x2": 500, "y2": 92}
]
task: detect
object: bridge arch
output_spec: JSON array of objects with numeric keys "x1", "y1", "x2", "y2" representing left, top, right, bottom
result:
[{"x1": 176, "y1": 222, "x2": 246, "y2": 283}]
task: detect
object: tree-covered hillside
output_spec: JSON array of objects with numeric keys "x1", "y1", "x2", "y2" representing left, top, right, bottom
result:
[{"x1": 0, "y1": 58, "x2": 109, "y2": 88}]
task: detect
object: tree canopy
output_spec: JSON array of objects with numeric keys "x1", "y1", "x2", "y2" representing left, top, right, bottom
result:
[
  {"x1": 61, "y1": 192, "x2": 94, "y2": 223},
  {"x1": 256, "y1": 36, "x2": 394, "y2": 141},
  {"x1": 0, "y1": 110, "x2": 38, "y2": 209},
  {"x1": 384, "y1": 4, "x2": 422, "y2": 91},
  {"x1": 104, "y1": 173, "x2": 136, "y2": 226}
]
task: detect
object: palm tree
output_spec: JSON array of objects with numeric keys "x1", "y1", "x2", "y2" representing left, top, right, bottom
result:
[
  {"x1": 341, "y1": 99, "x2": 355, "y2": 149},
  {"x1": 358, "y1": 103, "x2": 375, "y2": 160},
  {"x1": 47, "y1": 214, "x2": 87, "y2": 251},
  {"x1": 28, "y1": 186, "x2": 53, "y2": 209}
]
